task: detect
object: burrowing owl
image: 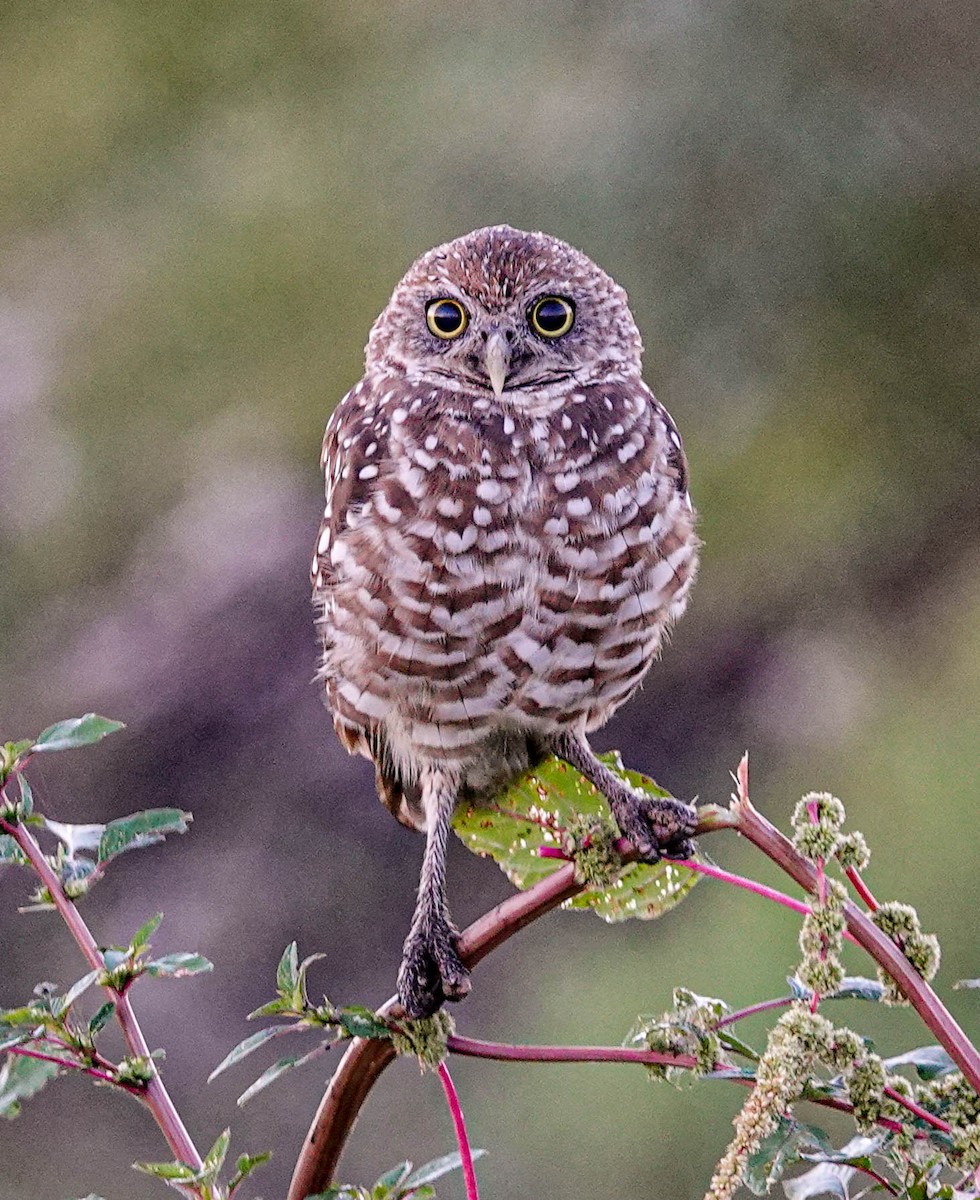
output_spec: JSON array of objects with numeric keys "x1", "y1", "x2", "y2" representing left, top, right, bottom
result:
[{"x1": 313, "y1": 226, "x2": 699, "y2": 1017}]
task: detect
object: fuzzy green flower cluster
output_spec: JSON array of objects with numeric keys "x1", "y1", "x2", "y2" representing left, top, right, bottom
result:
[
  {"x1": 562, "y1": 813, "x2": 623, "y2": 888},
  {"x1": 871, "y1": 901, "x2": 941, "y2": 1005},
  {"x1": 626, "y1": 987, "x2": 730, "y2": 1084},
  {"x1": 920, "y1": 1073, "x2": 980, "y2": 1168},
  {"x1": 705, "y1": 1005, "x2": 828, "y2": 1200},
  {"x1": 797, "y1": 878, "x2": 847, "y2": 996},
  {"x1": 791, "y1": 792, "x2": 847, "y2": 860},
  {"x1": 390, "y1": 1010, "x2": 455, "y2": 1071}
]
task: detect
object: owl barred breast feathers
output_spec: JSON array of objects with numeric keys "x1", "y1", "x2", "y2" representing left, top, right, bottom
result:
[{"x1": 313, "y1": 226, "x2": 699, "y2": 1016}]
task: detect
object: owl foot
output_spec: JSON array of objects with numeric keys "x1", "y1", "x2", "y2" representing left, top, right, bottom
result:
[
  {"x1": 397, "y1": 917, "x2": 471, "y2": 1019},
  {"x1": 609, "y1": 793, "x2": 697, "y2": 864},
  {"x1": 549, "y1": 730, "x2": 697, "y2": 864}
]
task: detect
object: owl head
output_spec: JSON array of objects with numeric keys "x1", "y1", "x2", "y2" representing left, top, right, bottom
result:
[{"x1": 364, "y1": 226, "x2": 644, "y2": 404}]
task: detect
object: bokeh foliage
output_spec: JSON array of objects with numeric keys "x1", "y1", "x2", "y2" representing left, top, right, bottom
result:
[{"x1": 1, "y1": 1, "x2": 976, "y2": 1197}]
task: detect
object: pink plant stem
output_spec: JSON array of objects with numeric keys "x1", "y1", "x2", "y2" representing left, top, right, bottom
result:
[
  {"x1": 0, "y1": 808, "x2": 204, "y2": 1172},
  {"x1": 714, "y1": 997, "x2": 794, "y2": 1029},
  {"x1": 436, "y1": 1061, "x2": 480, "y2": 1200},
  {"x1": 845, "y1": 865, "x2": 879, "y2": 911},
  {"x1": 448, "y1": 1034, "x2": 697, "y2": 1070},
  {"x1": 671, "y1": 856, "x2": 861, "y2": 948},
  {"x1": 883, "y1": 1086, "x2": 950, "y2": 1134},
  {"x1": 6, "y1": 1042, "x2": 137, "y2": 1091}
]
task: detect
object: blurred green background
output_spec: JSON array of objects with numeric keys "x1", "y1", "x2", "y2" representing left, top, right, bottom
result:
[{"x1": 1, "y1": 1, "x2": 977, "y2": 1197}]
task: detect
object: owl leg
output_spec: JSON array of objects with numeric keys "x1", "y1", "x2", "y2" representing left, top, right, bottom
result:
[
  {"x1": 549, "y1": 731, "x2": 697, "y2": 862},
  {"x1": 397, "y1": 766, "x2": 471, "y2": 1019}
]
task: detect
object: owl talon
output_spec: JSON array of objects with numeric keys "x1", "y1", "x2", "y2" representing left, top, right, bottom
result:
[
  {"x1": 611, "y1": 794, "x2": 697, "y2": 865},
  {"x1": 397, "y1": 921, "x2": 471, "y2": 1019}
]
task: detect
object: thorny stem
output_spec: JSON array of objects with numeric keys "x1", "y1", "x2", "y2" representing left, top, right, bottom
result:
[
  {"x1": 436, "y1": 1062, "x2": 480, "y2": 1200},
  {"x1": 0, "y1": 807, "x2": 204, "y2": 1175}
]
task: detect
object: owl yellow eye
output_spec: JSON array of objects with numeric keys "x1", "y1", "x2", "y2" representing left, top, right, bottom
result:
[
  {"x1": 426, "y1": 298, "x2": 468, "y2": 339},
  {"x1": 529, "y1": 295, "x2": 575, "y2": 338}
]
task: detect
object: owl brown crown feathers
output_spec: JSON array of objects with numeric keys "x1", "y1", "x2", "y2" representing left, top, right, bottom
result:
[{"x1": 313, "y1": 225, "x2": 699, "y2": 1017}]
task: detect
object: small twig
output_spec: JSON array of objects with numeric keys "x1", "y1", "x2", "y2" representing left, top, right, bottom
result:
[
  {"x1": 437, "y1": 1062, "x2": 480, "y2": 1200},
  {"x1": 713, "y1": 996, "x2": 795, "y2": 1029},
  {"x1": 844, "y1": 865, "x2": 879, "y2": 912},
  {"x1": 0, "y1": 808, "x2": 204, "y2": 1173},
  {"x1": 6, "y1": 1042, "x2": 137, "y2": 1091}
]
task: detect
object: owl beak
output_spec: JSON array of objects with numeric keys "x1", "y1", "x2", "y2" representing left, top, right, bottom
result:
[{"x1": 484, "y1": 331, "x2": 510, "y2": 397}]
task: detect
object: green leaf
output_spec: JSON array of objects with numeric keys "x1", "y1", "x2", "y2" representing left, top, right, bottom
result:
[
  {"x1": 452, "y1": 753, "x2": 698, "y2": 921},
  {"x1": 133, "y1": 1159, "x2": 198, "y2": 1181},
  {"x1": 237, "y1": 1044, "x2": 328, "y2": 1106},
  {"x1": 0, "y1": 835, "x2": 27, "y2": 865},
  {"x1": 402, "y1": 1149, "x2": 487, "y2": 1188},
  {"x1": 208, "y1": 1024, "x2": 300, "y2": 1082},
  {"x1": 131, "y1": 912, "x2": 164, "y2": 951},
  {"x1": 0, "y1": 1031, "x2": 30, "y2": 1054},
  {"x1": 201, "y1": 1127, "x2": 231, "y2": 1180},
  {"x1": 144, "y1": 953, "x2": 213, "y2": 979},
  {"x1": 742, "y1": 1117, "x2": 833, "y2": 1195},
  {"x1": 954, "y1": 978, "x2": 980, "y2": 989},
  {"x1": 788, "y1": 975, "x2": 884, "y2": 1004},
  {"x1": 97, "y1": 808, "x2": 191, "y2": 862},
  {"x1": 0, "y1": 1053, "x2": 61, "y2": 1118},
  {"x1": 52, "y1": 970, "x2": 101, "y2": 1018},
  {"x1": 338, "y1": 1005, "x2": 390, "y2": 1040},
  {"x1": 88, "y1": 1002, "x2": 115, "y2": 1036},
  {"x1": 715, "y1": 1029, "x2": 760, "y2": 1062},
  {"x1": 373, "y1": 1160, "x2": 413, "y2": 1191},
  {"x1": 277, "y1": 942, "x2": 299, "y2": 994},
  {"x1": 44, "y1": 819, "x2": 105, "y2": 858},
  {"x1": 17, "y1": 775, "x2": 33, "y2": 815},
  {"x1": 228, "y1": 1149, "x2": 272, "y2": 1195},
  {"x1": 883, "y1": 1045, "x2": 956, "y2": 1080},
  {"x1": 33, "y1": 715, "x2": 125, "y2": 753},
  {"x1": 782, "y1": 1162, "x2": 852, "y2": 1199}
]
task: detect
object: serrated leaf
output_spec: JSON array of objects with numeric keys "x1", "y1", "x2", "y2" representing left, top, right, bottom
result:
[
  {"x1": 33, "y1": 715, "x2": 125, "y2": 753},
  {"x1": 884, "y1": 1045, "x2": 956, "y2": 1080},
  {"x1": 452, "y1": 753, "x2": 698, "y2": 922},
  {"x1": 97, "y1": 809, "x2": 191, "y2": 862},
  {"x1": 144, "y1": 953, "x2": 213, "y2": 979},
  {"x1": 208, "y1": 1024, "x2": 300, "y2": 1082},
  {"x1": 277, "y1": 942, "x2": 299, "y2": 994},
  {"x1": 0, "y1": 1053, "x2": 61, "y2": 1118},
  {"x1": 237, "y1": 1044, "x2": 327, "y2": 1106},
  {"x1": 402, "y1": 1149, "x2": 487, "y2": 1188},
  {"x1": 88, "y1": 1002, "x2": 115, "y2": 1036},
  {"x1": 132, "y1": 913, "x2": 164, "y2": 951},
  {"x1": 52, "y1": 970, "x2": 101, "y2": 1018}
]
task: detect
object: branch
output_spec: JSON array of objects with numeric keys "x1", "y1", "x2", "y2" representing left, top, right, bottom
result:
[
  {"x1": 437, "y1": 1062, "x2": 480, "y2": 1200},
  {"x1": 0, "y1": 812, "x2": 204, "y2": 1173}
]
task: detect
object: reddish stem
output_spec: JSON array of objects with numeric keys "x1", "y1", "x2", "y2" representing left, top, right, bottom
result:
[
  {"x1": 845, "y1": 865, "x2": 879, "y2": 912},
  {"x1": 882, "y1": 1086, "x2": 950, "y2": 1134},
  {"x1": 6, "y1": 1042, "x2": 138, "y2": 1091},
  {"x1": 0, "y1": 807, "x2": 204, "y2": 1173},
  {"x1": 714, "y1": 996, "x2": 794, "y2": 1029},
  {"x1": 437, "y1": 1061, "x2": 480, "y2": 1200}
]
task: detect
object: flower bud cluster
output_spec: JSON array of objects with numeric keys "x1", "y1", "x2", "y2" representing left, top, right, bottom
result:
[
  {"x1": 706, "y1": 1005, "x2": 827, "y2": 1200},
  {"x1": 390, "y1": 1010, "x2": 454, "y2": 1071},
  {"x1": 920, "y1": 1073, "x2": 980, "y2": 1168},
  {"x1": 627, "y1": 988, "x2": 730, "y2": 1084},
  {"x1": 797, "y1": 878, "x2": 847, "y2": 996},
  {"x1": 871, "y1": 901, "x2": 941, "y2": 1005},
  {"x1": 563, "y1": 814, "x2": 623, "y2": 888},
  {"x1": 835, "y1": 831, "x2": 870, "y2": 871},
  {"x1": 792, "y1": 792, "x2": 846, "y2": 860}
]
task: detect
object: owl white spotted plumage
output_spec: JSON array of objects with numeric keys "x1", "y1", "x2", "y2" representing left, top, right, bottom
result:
[{"x1": 313, "y1": 225, "x2": 699, "y2": 1017}]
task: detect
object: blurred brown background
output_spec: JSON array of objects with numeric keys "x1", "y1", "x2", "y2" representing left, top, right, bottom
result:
[{"x1": 1, "y1": 2, "x2": 977, "y2": 1197}]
